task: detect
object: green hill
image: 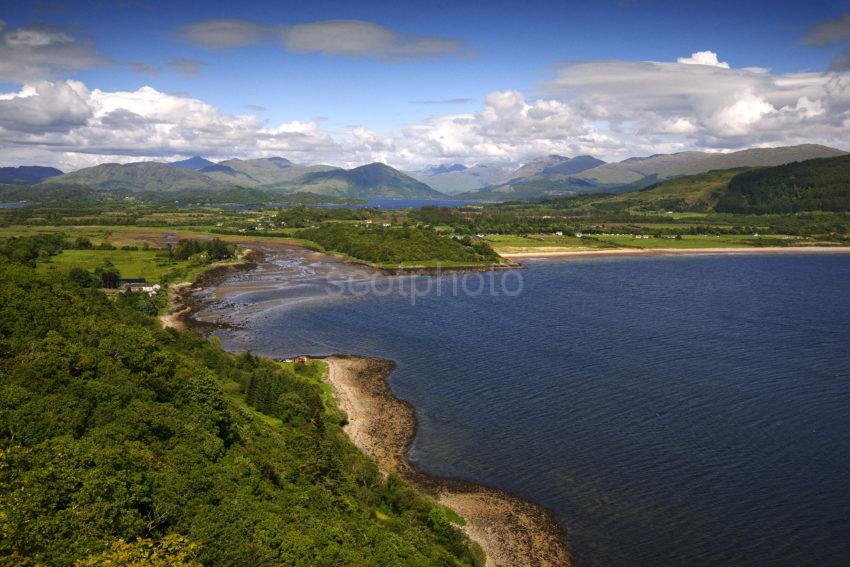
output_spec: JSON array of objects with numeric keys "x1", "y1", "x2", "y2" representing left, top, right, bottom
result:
[
  {"x1": 460, "y1": 176, "x2": 602, "y2": 201},
  {"x1": 33, "y1": 159, "x2": 445, "y2": 201},
  {"x1": 552, "y1": 154, "x2": 850, "y2": 214},
  {"x1": 294, "y1": 163, "x2": 448, "y2": 199},
  {"x1": 592, "y1": 168, "x2": 747, "y2": 213},
  {"x1": 715, "y1": 154, "x2": 850, "y2": 214},
  {"x1": 207, "y1": 157, "x2": 340, "y2": 187},
  {"x1": 41, "y1": 163, "x2": 223, "y2": 193}
]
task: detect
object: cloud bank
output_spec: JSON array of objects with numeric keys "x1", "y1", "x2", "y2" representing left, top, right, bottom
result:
[{"x1": 1, "y1": 51, "x2": 849, "y2": 170}]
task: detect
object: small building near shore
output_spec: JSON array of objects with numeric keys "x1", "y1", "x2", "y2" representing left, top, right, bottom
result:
[{"x1": 119, "y1": 279, "x2": 161, "y2": 297}]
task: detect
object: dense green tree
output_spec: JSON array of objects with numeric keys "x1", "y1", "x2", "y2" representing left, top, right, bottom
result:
[
  {"x1": 298, "y1": 224, "x2": 500, "y2": 265},
  {"x1": 717, "y1": 155, "x2": 850, "y2": 214},
  {"x1": 0, "y1": 259, "x2": 480, "y2": 566}
]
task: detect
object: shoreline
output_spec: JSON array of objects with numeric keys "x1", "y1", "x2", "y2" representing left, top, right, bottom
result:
[
  {"x1": 166, "y1": 244, "x2": 572, "y2": 566},
  {"x1": 165, "y1": 241, "x2": 849, "y2": 565},
  {"x1": 321, "y1": 355, "x2": 571, "y2": 567},
  {"x1": 159, "y1": 248, "x2": 261, "y2": 332},
  {"x1": 500, "y1": 245, "x2": 850, "y2": 260}
]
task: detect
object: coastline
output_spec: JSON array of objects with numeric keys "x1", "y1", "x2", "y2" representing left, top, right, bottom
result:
[
  {"x1": 500, "y1": 245, "x2": 850, "y2": 260},
  {"x1": 165, "y1": 244, "x2": 572, "y2": 566},
  {"x1": 163, "y1": 240, "x2": 850, "y2": 566},
  {"x1": 322, "y1": 355, "x2": 571, "y2": 567},
  {"x1": 159, "y1": 248, "x2": 261, "y2": 332}
]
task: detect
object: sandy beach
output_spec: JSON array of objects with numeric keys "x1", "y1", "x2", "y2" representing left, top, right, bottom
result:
[
  {"x1": 500, "y1": 245, "x2": 850, "y2": 260},
  {"x1": 323, "y1": 355, "x2": 571, "y2": 567}
]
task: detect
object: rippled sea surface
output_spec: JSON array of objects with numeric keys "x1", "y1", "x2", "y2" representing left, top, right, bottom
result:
[{"x1": 203, "y1": 253, "x2": 850, "y2": 566}]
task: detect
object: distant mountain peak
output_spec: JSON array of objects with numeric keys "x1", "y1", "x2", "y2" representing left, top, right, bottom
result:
[
  {"x1": 296, "y1": 161, "x2": 447, "y2": 199},
  {"x1": 264, "y1": 156, "x2": 293, "y2": 167},
  {"x1": 423, "y1": 163, "x2": 467, "y2": 176},
  {"x1": 507, "y1": 154, "x2": 606, "y2": 182},
  {"x1": 168, "y1": 156, "x2": 216, "y2": 171}
]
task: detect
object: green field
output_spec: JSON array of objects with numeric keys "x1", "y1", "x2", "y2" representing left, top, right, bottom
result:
[
  {"x1": 35, "y1": 247, "x2": 237, "y2": 283},
  {"x1": 588, "y1": 234, "x2": 754, "y2": 249},
  {"x1": 37, "y1": 249, "x2": 192, "y2": 280}
]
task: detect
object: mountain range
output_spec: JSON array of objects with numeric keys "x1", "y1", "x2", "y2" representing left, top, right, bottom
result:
[
  {"x1": 7, "y1": 143, "x2": 848, "y2": 203},
  {"x1": 40, "y1": 157, "x2": 438, "y2": 200},
  {"x1": 407, "y1": 163, "x2": 513, "y2": 195},
  {"x1": 546, "y1": 153, "x2": 850, "y2": 214},
  {"x1": 458, "y1": 144, "x2": 846, "y2": 200}
]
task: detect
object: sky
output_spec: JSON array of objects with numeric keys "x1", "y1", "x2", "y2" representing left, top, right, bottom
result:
[{"x1": 2, "y1": 0, "x2": 850, "y2": 171}]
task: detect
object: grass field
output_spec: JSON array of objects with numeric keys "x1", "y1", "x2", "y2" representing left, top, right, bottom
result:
[{"x1": 37, "y1": 249, "x2": 198, "y2": 281}]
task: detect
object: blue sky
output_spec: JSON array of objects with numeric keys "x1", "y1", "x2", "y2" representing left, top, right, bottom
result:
[{"x1": 2, "y1": 0, "x2": 850, "y2": 169}]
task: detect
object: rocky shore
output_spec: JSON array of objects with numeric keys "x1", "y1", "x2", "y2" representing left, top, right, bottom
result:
[{"x1": 323, "y1": 356, "x2": 571, "y2": 567}]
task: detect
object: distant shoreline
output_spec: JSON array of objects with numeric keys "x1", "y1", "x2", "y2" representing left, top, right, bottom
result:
[
  {"x1": 500, "y1": 245, "x2": 850, "y2": 260},
  {"x1": 321, "y1": 356, "x2": 571, "y2": 567}
]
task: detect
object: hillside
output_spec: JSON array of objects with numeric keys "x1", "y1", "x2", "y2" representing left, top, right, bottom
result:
[
  {"x1": 574, "y1": 144, "x2": 846, "y2": 188},
  {"x1": 408, "y1": 163, "x2": 512, "y2": 195},
  {"x1": 461, "y1": 145, "x2": 846, "y2": 201},
  {"x1": 0, "y1": 166, "x2": 63, "y2": 184},
  {"x1": 0, "y1": 251, "x2": 482, "y2": 566},
  {"x1": 459, "y1": 155, "x2": 606, "y2": 200},
  {"x1": 41, "y1": 162, "x2": 223, "y2": 193},
  {"x1": 589, "y1": 168, "x2": 747, "y2": 213},
  {"x1": 548, "y1": 154, "x2": 850, "y2": 214},
  {"x1": 294, "y1": 163, "x2": 448, "y2": 199},
  {"x1": 206, "y1": 157, "x2": 340, "y2": 187},
  {"x1": 298, "y1": 224, "x2": 501, "y2": 266},
  {"x1": 32, "y1": 158, "x2": 443, "y2": 201},
  {"x1": 716, "y1": 154, "x2": 850, "y2": 214},
  {"x1": 506, "y1": 154, "x2": 606, "y2": 181}
]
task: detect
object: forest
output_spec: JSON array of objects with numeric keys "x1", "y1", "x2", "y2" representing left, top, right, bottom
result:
[
  {"x1": 715, "y1": 155, "x2": 850, "y2": 214},
  {"x1": 298, "y1": 224, "x2": 501, "y2": 265},
  {"x1": 0, "y1": 250, "x2": 482, "y2": 565}
]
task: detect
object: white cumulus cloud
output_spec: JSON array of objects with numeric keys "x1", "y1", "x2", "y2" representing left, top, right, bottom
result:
[
  {"x1": 677, "y1": 50, "x2": 730, "y2": 68},
  {"x1": 2, "y1": 50, "x2": 850, "y2": 171}
]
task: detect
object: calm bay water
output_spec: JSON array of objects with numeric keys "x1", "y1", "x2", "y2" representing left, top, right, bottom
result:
[{"x1": 205, "y1": 254, "x2": 850, "y2": 566}]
